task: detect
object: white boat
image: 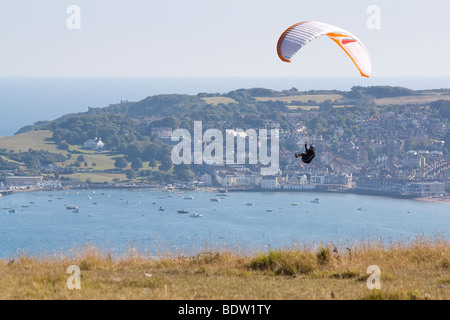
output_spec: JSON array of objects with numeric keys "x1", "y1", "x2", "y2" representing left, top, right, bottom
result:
[
  {"x1": 66, "y1": 205, "x2": 78, "y2": 210},
  {"x1": 358, "y1": 207, "x2": 366, "y2": 211},
  {"x1": 210, "y1": 198, "x2": 220, "y2": 202},
  {"x1": 73, "y1": 208, "x2": 80, "y2": 213},
  {"x1": 311, "y1": 198, "x2": 320, "y2": 203},
  {"x1": 216, "y1": 193, "x2": 229, "y2": 197},
  {"x1": 216, "y1": 189, "x2": 229, "y2": 197},
  {"x1": 246, "y1": 202, "x2": 255, "y2": 206},
  {"x1": 190, "y1": 213, "x2": 202, "y2": 218},
  {"x1": 184, "y1": 196, "x2": 195, "y2": 200}
]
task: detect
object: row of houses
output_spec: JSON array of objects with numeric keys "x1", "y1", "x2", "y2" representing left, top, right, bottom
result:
[
  {"x1": 355, "y1": 177, "x2": 446, "y2": 197},
  {"x1": 1, "y1": 176, "x2": 62, "y2": 190},
  {"x1": 212, "y1": 171, "x2": 353, "y2": 190}
]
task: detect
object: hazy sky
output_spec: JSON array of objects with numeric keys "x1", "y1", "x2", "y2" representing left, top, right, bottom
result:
[{"x1": 0, "y1": 0, "x2": 449, "y2": 77}]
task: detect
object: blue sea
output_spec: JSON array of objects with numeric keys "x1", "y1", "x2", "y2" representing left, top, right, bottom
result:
[
  {"x1": 0, "y1": 76, "x2": 449, "y2": 137},
  {"x1": 0, "y1": 189, "x2": 448, "y2": 258}
]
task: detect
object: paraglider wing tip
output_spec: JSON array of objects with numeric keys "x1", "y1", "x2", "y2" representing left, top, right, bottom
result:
[
  {"x1": 277, "y1": 54, "x2": 291, "y2": 63},
  {"x1": 277, "y1": 48, "x2": 291, "y2": 63},
  {"x1": 361, "y1": 72, "x2": 370, "y2": 78}
]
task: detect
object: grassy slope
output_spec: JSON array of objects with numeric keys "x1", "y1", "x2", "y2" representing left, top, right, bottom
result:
[
  {"x1": 0, "y1": 238, "x2": 448, "y2": 300},
  {"x1": 255, "y1": 92, "x2": 449, "y2": 106},
  {"x1": 201, "y1": 97, "x2": 237, "y2": 105},
  {"x1": 0, "y1": 130, "x2": 63, "y2": 154},
  {"x1": 373, "y1": 93, "x2": 450, "y2": 106},
  {"x1": 0, "y1": 130, "x2": 130, "y2": 182},
  {"x1": 255, "y1": 94, "x2": 344, "y2": 104}
]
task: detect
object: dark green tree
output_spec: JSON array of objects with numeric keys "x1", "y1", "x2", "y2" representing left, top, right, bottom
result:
[
  {"x1": 114, "y1": 157, "x2": 128, "y2": 169},
  {"x1": 131, "y1": 157, "x2": 143, "y2": 170},
  {"x1": 125, "y1": 169, "x2": 136, "y2": 180},
  {"x1": 159, "y1": 155, "x2": 173, "y2": 172},
  {"x1": 149, "y1": 159, "x2": 157, "y2": 169}
]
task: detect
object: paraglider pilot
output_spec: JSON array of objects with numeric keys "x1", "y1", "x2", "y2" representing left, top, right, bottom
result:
[{"x1": 295, "y1": 143, "x2": 316, "y2": 164}]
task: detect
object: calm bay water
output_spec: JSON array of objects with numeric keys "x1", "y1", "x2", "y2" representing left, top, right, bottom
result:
[{"x1": 0, "y1": 189, "x2": 448, "y2": 258}]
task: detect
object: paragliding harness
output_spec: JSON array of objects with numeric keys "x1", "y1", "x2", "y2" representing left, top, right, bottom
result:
[{"x1": 295, "y1": 143, "x2": 316, "y2": 164}]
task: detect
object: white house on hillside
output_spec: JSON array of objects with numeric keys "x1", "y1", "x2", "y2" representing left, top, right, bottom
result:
[
  {"x1": 150, "y1": 127, "x2": 173, "y2": 139},
  {"x1": 84, "y1": 138, "x2": 105, "y2": 151}
]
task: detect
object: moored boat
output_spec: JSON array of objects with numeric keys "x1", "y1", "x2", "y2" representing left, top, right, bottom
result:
[{"x1": 190, "y1": 212, "x2": 202, "y2": 218}]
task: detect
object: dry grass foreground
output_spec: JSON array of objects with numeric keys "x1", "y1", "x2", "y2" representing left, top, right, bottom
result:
[{"x1": 0, "y1": 238, "x2": 449, "y2": 300}]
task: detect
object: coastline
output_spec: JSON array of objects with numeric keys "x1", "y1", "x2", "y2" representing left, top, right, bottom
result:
[{"x1": 2, "y1": 184, "x2": 449, "y2": 204}]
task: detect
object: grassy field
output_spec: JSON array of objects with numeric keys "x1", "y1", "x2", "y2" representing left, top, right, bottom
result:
[
  {"x1": 0, "y1": 130, "x2": 64, "y2": 154},
  {"x1": 373, "y1": 93, "x2": 450, "y2": 106},
  {"x1": 255, "y1": 94, "x2": 344, "y2": 104},
  {"x1": 0, "y1": 130, "x2": 132, "y2": 180},
  {"x1": 60, "y1": 172, "x2": 127, "y2": 183},
  {"x1": 201, "y1": 97, "x2": 237, "y2": 105},
  {"x1": 254, "y1": 92, "x2": 450, "y2": 107},
  {"x1": 0, "y1": 238, "x2": 448, "y2": 300}
]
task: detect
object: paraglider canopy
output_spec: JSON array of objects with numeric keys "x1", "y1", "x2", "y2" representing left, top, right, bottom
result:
[{"x1": 277, "y1": 21, "x2": 371, "y2": 78}]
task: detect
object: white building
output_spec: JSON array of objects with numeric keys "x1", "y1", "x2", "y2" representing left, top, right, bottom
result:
[
  {"x1": 219, "y1": 174, "x2": 261, "y2": 188},
  {"x1": 299, "y1": 175, "x2": 308, "y2": 185},
  {"x1": 376, "y1": 154, "x2": 388, "y2": 163},
  {"x1": 150, "y1": 127, "x2": 173, "y2": 139},
  {"x1": 310, "y1": 173, "x2": 325, "y2": 184},
  {"x1": 37, "y1": 180, "x2": 62, "y2": 189},
  {"x1": 84, "y1": 138, "x2": 105, "y2": 151},
  {"x1": 235, "y1": 175, "x2": 261, "y2": 187},
  {"x1": 220, "y1": 175, "x2": 237, "y2": 188},
  {"x1": 5, "y1": 176, "x2": 43, "y2": 187},
  {"x1": 200, "y1": 173, "x2": 212, "y2": 186},
  {"x1": 260, "y1": 175, "x2": 279, "y2": 189}
]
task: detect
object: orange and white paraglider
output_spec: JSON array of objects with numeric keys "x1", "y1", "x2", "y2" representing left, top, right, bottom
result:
[{"x1": 277, "y1": 21, "x2": 371, "y2": 77}]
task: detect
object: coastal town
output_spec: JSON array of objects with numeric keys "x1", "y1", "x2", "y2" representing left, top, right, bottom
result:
[{"x1": 1, "y1": 87, "x2": 449, "y2": 202}]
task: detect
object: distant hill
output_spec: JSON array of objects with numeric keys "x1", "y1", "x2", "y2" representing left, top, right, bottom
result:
[{"x1": 14, "y1": 86, "x2": 450, "y2": 135}]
